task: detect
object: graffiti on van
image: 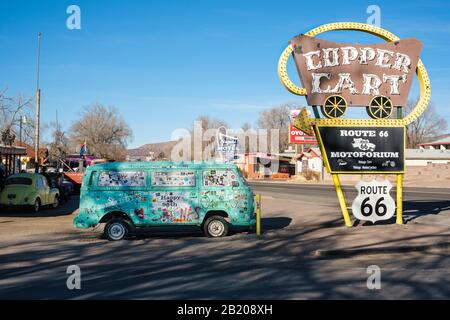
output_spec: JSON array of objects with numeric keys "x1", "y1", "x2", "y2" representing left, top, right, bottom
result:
[
  {"x1": 203, "y1": 169, "x2": 238, "y2": 187},
  {"x1": 94, "y1": 192, "x2": 147, "y2": 211},
  {"x1": 151, "y1": 171, "x2": 196, "y2": 187},
  {"x1": 151, "y1": 191, "x2": 200, "y2": 223},
  {"x1": 98, "y1": 171, "x2": 146, "y2": 187},
  {"x1": 199, "y1": 189, "x2": 252, "y2": 221}
]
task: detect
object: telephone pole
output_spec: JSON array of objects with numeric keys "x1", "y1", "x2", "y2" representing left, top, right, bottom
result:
[{"x1": 34, "y1": 32, "x2": 41, "y2": 172}]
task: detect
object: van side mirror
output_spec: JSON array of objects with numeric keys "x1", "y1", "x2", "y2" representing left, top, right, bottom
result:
[{"x1": 232, "y1": 181, "x2": 239, "y2": 188}]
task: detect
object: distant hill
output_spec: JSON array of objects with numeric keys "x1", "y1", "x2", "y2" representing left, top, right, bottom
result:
[{"x1": 127, "y1": 140, "x2": 179, "y2": 160}]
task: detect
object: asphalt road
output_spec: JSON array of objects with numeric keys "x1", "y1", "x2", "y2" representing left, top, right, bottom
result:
[
  {"x1": 249, "y1": 182, "x2": 450, "y2": 202},
  {"x1": 0, "y1": 183, "x2": 449, "y2": 299}
]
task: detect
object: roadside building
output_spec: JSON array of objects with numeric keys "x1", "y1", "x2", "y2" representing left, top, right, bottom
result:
[
  {"x1": 126, "y1": 148, "x2": 155, "y2": 162},
  {"x1": 14, "y1": 140, "x2": 48, "y2": 170},
  {"x1": 0, "y1": 144, "x2": 26, "y2": 177},
  {"x1": 294, "y1": 147, "x2": 323, "y2": 174},
  {"x1": 238, "y1": 152, "x2": 295, "y2": 179},
  {"x1": 418, "y1": 134, "x2": 450, "y2": 150},
  {"x1": 405, "y1": 148, "x2": 450, "y2": 166}
]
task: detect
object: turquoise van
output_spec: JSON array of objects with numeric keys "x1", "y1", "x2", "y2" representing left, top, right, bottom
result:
[{"x1": 73, "y1": 161, "x2": 255, "y2": 240}]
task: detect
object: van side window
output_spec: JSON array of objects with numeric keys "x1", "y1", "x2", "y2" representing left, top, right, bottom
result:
[
  {"x1": 203, "y1": 169, "x2": 238, "y2": 187},
  {"x1": 98, "y1": 171, "x2": 146, "y2": 187},
  {"x1": 151, "y1": 171, "x2": 196, "y2": 187},
  {"x1": 88, "y1": 171, "x2": 97, "y2": 186}
]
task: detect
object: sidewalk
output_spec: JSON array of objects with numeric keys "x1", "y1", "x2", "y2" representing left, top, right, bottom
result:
[{"x1": 259, "y1": 193, "x2": 450, "y2": 257}]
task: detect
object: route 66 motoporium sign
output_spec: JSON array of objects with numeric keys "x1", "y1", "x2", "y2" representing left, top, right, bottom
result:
[
  {"x1": 352, "y1": 180, "x2": 396, "y2": 223},
  {"x1": 317, "y1": 126, "x2": 405, "y2": 173}
]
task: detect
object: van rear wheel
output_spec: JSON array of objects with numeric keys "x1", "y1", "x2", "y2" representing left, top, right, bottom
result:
[
  {"x1": 104, "y1": 218, "x2": 129, "y2": 241},
  {"x1": 203, "y1": 216, "x2": 229, "y2": 238}
]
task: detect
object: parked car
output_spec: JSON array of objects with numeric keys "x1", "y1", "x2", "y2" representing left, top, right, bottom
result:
[
  {"x1": 73, "y1": 161, "x2": 255, "y2": 240},
  {"x1": 0, "y1": 173, "x2": 60, "y2": 212},
  {"x1": 46, "y1": 172, "x2": 74, "y2": 203}
]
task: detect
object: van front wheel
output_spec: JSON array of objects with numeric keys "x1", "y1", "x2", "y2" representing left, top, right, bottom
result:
[
  {"x1": 203, "y1": 216, "x2": 229, "y2": 238},
  {"x1": 104, "y1": 218, "x2": 129, "y2": 241}
]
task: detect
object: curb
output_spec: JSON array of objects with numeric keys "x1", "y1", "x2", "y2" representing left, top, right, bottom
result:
[{"x1": 313, "y1": 242, "x2": 450, "y2": 258}]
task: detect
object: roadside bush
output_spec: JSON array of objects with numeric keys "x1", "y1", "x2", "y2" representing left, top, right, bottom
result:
[{"x1": 302, "y1": 169, "x2": 320, "y2": 181}]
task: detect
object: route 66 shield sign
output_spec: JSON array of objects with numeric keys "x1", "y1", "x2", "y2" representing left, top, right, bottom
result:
[{"x1": 351, "y1": 180, "x2": 396, "y2": 223}]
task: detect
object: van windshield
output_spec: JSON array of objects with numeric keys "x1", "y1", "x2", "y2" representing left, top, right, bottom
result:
[{"x1": 5, "y1": 177, "x2": 33, "y2": 186}]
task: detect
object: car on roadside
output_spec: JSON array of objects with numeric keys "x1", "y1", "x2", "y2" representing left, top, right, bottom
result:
[
  {"x1": 73, "y1": 161, "x2": 256, "y2": 240},
  {"x1": 46, "y1": 172, "x2": 73, "y2": 203},
  {"x1": 0, "y1": 173, "x2": 60, "y2": 212}
]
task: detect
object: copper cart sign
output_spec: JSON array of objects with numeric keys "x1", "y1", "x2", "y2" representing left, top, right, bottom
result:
[
  {"x1": 290, "y1": 35, "x2": 422, "y2": 119},
  {"x1": 277, "y1": 22, "x2": 431, "y2": 228}
]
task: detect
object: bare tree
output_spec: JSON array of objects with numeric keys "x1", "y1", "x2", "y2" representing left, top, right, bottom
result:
[
  {"x1": 405, "y1": 99, "x2": 448, "y2": 148},
  {"x1": 47, "y1": 121, "x2": 70, "y2": 161},
  {"x1": 69, "y1": 104, "x2": 133, "y2": 160},
  {"x1": 257, "y1": 103, "x2": 298, "y2": 153},
  {"x1": 193, "y1": 116, "x2": 228, "y2": 133},
  {"x1": 189, "y1": 115, "x2": 228, "y2": 160},
  {"x1": 0, "y1": 88, "x2": 35, "y2": 145},
  {"x1": 241, "y1": 122, "x2": 251, "y2": 132}
]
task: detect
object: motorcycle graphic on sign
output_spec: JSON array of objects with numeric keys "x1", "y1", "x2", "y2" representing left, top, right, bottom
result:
[{"x1": 351, "y1": 180, "x2": 396, "y2": 223}]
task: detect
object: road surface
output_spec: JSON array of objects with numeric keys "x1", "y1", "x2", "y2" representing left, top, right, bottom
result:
[
  {"x1": 0, "y1": 183, "x2": 449, "y2": 299},
  {"x1": 250, "y1": 182, "x2": 450, "y2": 202}
]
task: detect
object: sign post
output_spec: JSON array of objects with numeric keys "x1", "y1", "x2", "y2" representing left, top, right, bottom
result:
[{"x1": 278, "y1": 22, "x2": 431, "y2": 227}]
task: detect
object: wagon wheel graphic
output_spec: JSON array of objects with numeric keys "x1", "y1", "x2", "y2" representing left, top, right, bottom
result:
[
  {"x1": 321, "y1": 95, "x2": 348, "y2": 119},
  {"x1": 366, "y1": 96, "x2": 393, "y2": 119}
]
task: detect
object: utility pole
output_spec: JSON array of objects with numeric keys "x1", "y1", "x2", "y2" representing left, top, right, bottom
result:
[
  {"x1": 34, "y1": 32, "x2": 41, "y2": 173},
  {"x1": 19, "y1": 115, "x2": 26, "y2": 172}
]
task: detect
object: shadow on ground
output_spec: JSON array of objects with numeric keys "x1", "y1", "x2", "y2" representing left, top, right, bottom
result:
[
  {"x1": 403, "y1": 200, "x2": 450, "y2": 223},
  {"x1": 1, "y1": 214, "x2": 449, "y2": 299},
  {"x1": 105, "y1": 217, "x2": 292, "y2": 240},
  {"x1": 0, "y1": 196, "x2": 79, "y2": 218},
  {"x1": 351, "y1": 200, "x2": 450, "y2": 227}
]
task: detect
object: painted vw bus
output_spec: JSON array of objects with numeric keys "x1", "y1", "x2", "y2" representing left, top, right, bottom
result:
[{"x1": 73, "y1": 161, "x2": 255, "y2": 240}]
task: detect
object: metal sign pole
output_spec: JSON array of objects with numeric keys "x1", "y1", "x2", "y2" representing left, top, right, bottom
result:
[
  {"x1": 396, "y1": 106, "x2": 404, "y2": 225},
  {"x1": 396, "y1": 174, "x2": 403, "y2": 224},
  {"x1": 313, "y1": 123, "x2": 352, "y2": 227}
]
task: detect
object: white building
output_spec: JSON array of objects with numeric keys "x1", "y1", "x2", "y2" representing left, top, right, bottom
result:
[
  {"x1": 405, "y1": 148, "x2": 450, "y2": 166},
  {"x1": 295, "y1": 147, "x2": 323, "y2": 173},
  {"x1": 418, "y1": 135, "x2": 450, "y2": 150}
]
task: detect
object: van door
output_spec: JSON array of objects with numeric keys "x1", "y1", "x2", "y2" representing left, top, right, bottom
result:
[{"x1": 148, "y1": 170, "x2": 200, "y2": 225}]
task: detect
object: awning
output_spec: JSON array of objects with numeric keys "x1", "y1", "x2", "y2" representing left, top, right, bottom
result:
[{"x1": 0, "y1": 145, "x2": 27, "y2": 156}]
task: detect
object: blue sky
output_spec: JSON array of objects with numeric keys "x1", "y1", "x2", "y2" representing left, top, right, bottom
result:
[{"x1": 1, "y1": 0, "x2": 449, "y2": 148}]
